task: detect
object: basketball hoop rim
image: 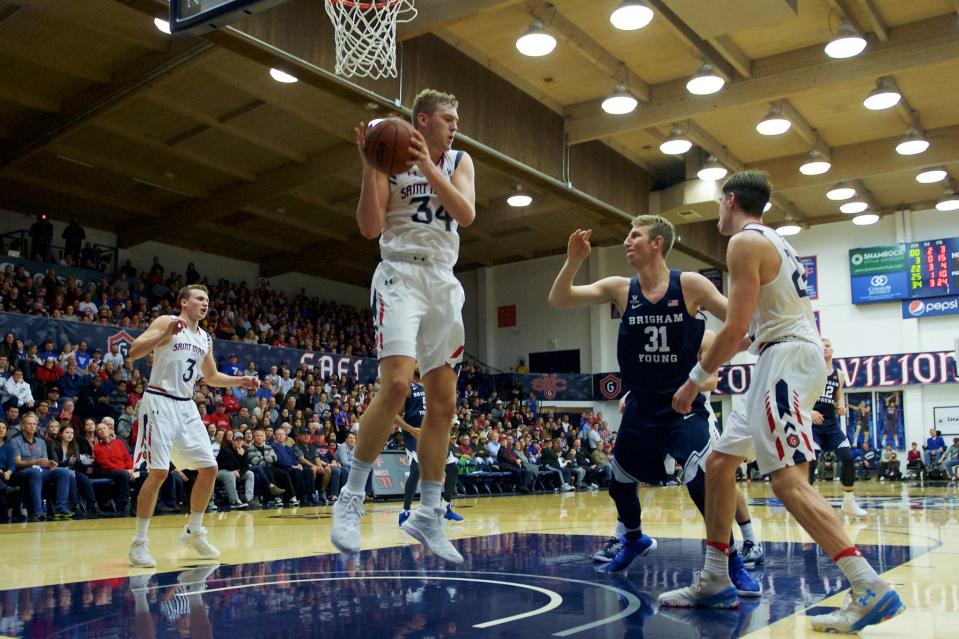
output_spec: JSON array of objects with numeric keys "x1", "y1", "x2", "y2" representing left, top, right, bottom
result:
[{"x1": 327, "y1": 0, "x2": 400, "y2": 9}]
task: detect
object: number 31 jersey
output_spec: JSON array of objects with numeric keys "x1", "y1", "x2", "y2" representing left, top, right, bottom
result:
[
  {"x1": 382, "y1": 150, "x2": 464, "y2": 266},
  {"x1": 617, "y1": 270, "x2": 705, "y2": 412},
  {"x1": 148, "y1": 317, "x2": 209, "y2": 398}
]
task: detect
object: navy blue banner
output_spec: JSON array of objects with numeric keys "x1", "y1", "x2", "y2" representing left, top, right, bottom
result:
[
  {"x1": 507, "y1": 372, "x2": 594, "y2": 401},
  {"x1": 901, "y1": 295, "x2": 959, "y2": 319}
]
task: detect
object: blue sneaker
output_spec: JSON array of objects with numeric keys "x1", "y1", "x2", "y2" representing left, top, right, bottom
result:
[
  {"x1": 729, "y1": 552, "x2": 762, "y2": 597},
  {"x1": 398, "y1": 509, "x2": 411, "y2": 527},
  {"x1": 809, "y1": 580, "x2": 905, "y2": 633},
  {"x1": 606, "y1": 534, "x2": 657, "y2": 575},
  {"x1": 658, "y1": 575, "x2": 740, "y2": 609},
  {"x1": 444, "y1": 504, "x2": 463, "y2": 522}
]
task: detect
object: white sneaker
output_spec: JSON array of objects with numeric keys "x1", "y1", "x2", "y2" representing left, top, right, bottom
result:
[
  {"x1": 842, "y1": 494, "x2": 868, "y2": 518},
  {"x1": 809, "y1": 580, "x2": 905, "y2": 633},
  {"x1": 178, "y1": 526, "x2": 221, "y2": 558},
  {"x1": 560, "y1": 483, "x2": 575, "y2": 492},
  {"x1": 658, "y1": 573, "x2": 740, "y2": 609},
  {"x1": 330, "y1": 489, "x2": 365, "y2": 553},
  {"x1": 129, "y1": 539, "x2": 157, "y2": 568},
  {"x1": 175, "y1": 563, "x2": 220, "y2": 596},
  {"x1": 401, "y1": 507, "x2": 464, "y2": 563}
]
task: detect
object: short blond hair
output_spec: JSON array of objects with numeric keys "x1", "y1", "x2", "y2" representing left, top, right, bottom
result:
[
  {"x1": 631, "y1": 214, "x2": 675, "y2": 257},
  {"x1": 177, "y1": 284, "x2": 208, "y2": 306},
  {"x1": 412, "y1": 89, "x2": 458, "y2": 123}
]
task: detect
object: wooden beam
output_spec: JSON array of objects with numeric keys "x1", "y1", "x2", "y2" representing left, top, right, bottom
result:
[
  {"x1": 0, "y1": 85, "x2": 60, "y2": 112},
  {"x1": 18, "y1": 0, "x2": 168, "y2": 52},
  {"x1": 525, "y1": 1, "x2": 650, "y2": 102},
  {"x1": 644, "y1": 0, "x2": 738, "y2": 81},
  {"x1": 824, "y1": 0, "x2": 867, "y2": 37},
  {"x1": 244, "y1": 205, "x2": 348, "y2": 242},
  {"x1": 777, "y1": 99, "x2": 822, "y2": 151},
  {"x1": 707, "y1": 35, "x2": 752, "y2": 78},
  {"x1": 566, "y1": 14, "x2": 959, "y2": 144},
  {"x1": 397, "y1": 0, "x2": 524, "y2": 41},
  {"x1": 858, "y1": 0, "x2": 889, "y2": 42},
  {"x1": 0, "y1": 42, "x2": 112, "y2": 83}
]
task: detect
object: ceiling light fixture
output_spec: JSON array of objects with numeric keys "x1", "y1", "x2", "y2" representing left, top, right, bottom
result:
[
  {"x1": 936, "y1": 190, "x2": 959, "y2": 212},
  {"x1": 516, "y1": 20, "x2": 556, "y2": 57},
  {"x1": 915, "y1": 168, "x2": 947, "y2": 184},
  {"x1": 609, "y1": 1, "x2": 653, "y2": 31},
  {"x1": 776, "y1": 218, "x2": 802, "y2": 236},
  {"x1": 697, "y1": 156, "x2": 728, "y2": 181},
  {"x1": 756, "y1": 104, "x2": 791, "y2": 136},
  {"x1": 153, "y1": 17, "x2": 172, "y2": 34},
  {"x1": 269, "y1": 68, "x2": 298, "y2": 83},
  {"x1": 686, "y1": 63, "x2": 725, "y2": 95},
  {"x1": 895, "y1": 128, "x2": 929, "y2": 155},
  {"x1": 659, "y1": 127, "x2": 692, "y2": 155},
  {"x1": 602, "y1": 84, "x2": 638, "y2": 115},
  {"x1": 824, "y1": 21, "x2": 867, "y2": 59},
  {"x1": 826, "y1": 183, "x2": 856, "y2": 200},
  {"x1": 840, "y1": 200, "x2": 869, "y2": 214},
  {"x1": 799, "y1": 148, "x2": 831, "y2": 175},
  {"x1": 863, "y1": 77, "x2": 901, "y2": 110},
  {"x1": 507, "y1": 185, "x2": 532, "y2": 207},
  {"x1": 852, "y1": 213, "x2": 880, "y2": 225}
]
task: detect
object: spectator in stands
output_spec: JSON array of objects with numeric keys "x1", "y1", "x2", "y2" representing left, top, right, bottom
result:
[
  {"x1": 907, "y1": 442, "x2": 924, "y2": 478},
  {"x1": 293, "y1": 428, "x2": 333, "y2": 505},
  {"x1": 104, "y1": 343, "x2": 123, "y2": 370},
  {"x1": 57, "y1": 398, "x2": 79, "y2": 431},
  {"x1": 860, "y1": 441, "x2": 878, "y2": 479},
  {"x1": 34, "y1": 358, "x2": 63, "y2": 400},
  {"x1": 539, "y1": 439, "x2": 575, "y2": 492},
  {"x1": 0, "y1": 334, "x2": 20, "y2": 370},
  {"x1": 34, "y1": 400, "x2": 52, "y2": 432},
  {"x1": 4, "y1": 369, "x2": 34, "y2": 409},
  {"x1": 572, "y1": 437, "x2": 607, "y2": 487},
  {"x1": 59, "y1": 362, "x2": 82, "y2": 400},
  {"x1": 92, "y1": 422, "x2": 135, "y2": 515},
  {"x1": 497, "y1": 440, "x2": 533, "y2": 493},
  {"x1": 925, "y1": 428, "x2": 946, "y2": 466},
  {"x1": 0, "y1": 420, "x2": 23, "y2": 522},
  {"x1": 883, "y1": 452, "x2": 902, "y2": 480},
  {"x1": 116, "y1": 404, "x2": 135, "y2": 444},
  {"x1": 49, "y1": 423, "x2": 99, "y2": 517},
  {"x1": 942, "y1": 437, "x2": 959, "y2": 481},
  {"x1": 246, "y1": 428, "x2": 287, "y2": 507},
  {"x1": 11, "y1": 412, "x2": 73, "y2": 520},
  {"x1": 61, "y1": 219, "x2": 85, "y2": 264},
  {"x1": 4, "y1": 402, "x2": 19, "y2": 429},
  {"x1": 28, "y1": 213, "x2": 54, "y2": 262},
  {"x1": 515, "y1": 359, "x2": 529, "y2": 374},
  {"x1": 73, "y1": 341, "x2": 91, "y2": 371},
  {"x1": 215, "y1": 432, "x2": 252, "y2": 510}
]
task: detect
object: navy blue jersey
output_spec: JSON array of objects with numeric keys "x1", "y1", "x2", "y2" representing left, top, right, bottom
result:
[
  {"x1": 814, "y1": 367, "x2": 840, "y2": 421},
  {"x1": 617, "y1": 270, "x2": 706, "y2": 412},
  {"x1": 402, "y1": 381, "x2": 426, "y2": 452}
]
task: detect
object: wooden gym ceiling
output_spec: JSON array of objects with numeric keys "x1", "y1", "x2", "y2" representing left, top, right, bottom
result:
[{"x1": 0, "y1": 0, "x2": 957, "y2": 285}]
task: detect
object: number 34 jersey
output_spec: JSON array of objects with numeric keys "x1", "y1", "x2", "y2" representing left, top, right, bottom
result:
[
  {"x1": 617, "y1": 269, "x2": 705, "y2": 412},
  {"x1": 148, "y1": 317, "x2": 209, "y2": 398},
  {"x1": 382, "y1": 150, "x2": 465, "y2": 266}
]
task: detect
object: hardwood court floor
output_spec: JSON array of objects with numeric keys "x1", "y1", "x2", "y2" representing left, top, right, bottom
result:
[{"x1": 0, "y1": 479, "x2": 956, "y2": 637}]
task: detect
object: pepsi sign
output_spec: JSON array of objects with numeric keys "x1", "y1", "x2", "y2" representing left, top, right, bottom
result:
[{"x1": 901, "y1": 295, "x2": 959, "y2": 319}]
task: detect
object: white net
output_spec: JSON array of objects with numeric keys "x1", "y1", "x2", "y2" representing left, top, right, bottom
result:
[{"x1": 325, "y1": 0, "x2": 418, "y2": 79}]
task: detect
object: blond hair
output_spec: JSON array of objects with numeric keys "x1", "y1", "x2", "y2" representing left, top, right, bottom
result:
[
  {"x1": 177, "y1": 284, "x2": 208, "y2": 306},
  {"x1": 630, "y1": 214, "x2": 675, "y2": 257},
  {"x1": 412, "y1": 89, "x2": 458, "y2": 123}
]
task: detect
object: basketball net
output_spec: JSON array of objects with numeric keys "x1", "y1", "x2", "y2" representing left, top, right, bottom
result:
[{"x1": 325, "y1": 0, "x2": 418, "y2": 79}]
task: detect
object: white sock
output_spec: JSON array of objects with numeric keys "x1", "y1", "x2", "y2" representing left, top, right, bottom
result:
[
  {"x1": 843, "y1": 491, "x2": 856, "y2": 501},
  {"x1": 134, "y1": 517, "x2": 150, "y2": 541},
  {"x1": 187, "y1": 511, "x2": 204, "y2": 533},
  {"x1": 703, "y1": 546, "x2": 730, "y2": 581},
  {"x1": 614, "y1": 520, "x2": 627, "y2": 538},
  {"x1": 739, "y1": 521, "x2": 756, "y2": 544},
  {"x1": 345, "y1": 458, "x2": 373, "y2": 495},
  {"x1": 419, "y1": 480, "x2": 442, "y2": 511},
  {"x1": 837, "y1": 555, "x2": 878, "y2": 588}
]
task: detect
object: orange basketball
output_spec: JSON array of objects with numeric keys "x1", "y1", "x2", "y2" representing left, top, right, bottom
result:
[{"x1": 363, "y1": 117, "x2": 416, "y2": 175}]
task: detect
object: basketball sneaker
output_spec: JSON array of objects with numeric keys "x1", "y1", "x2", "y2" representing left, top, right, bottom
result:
[
  {"x1": 178, "y1": 526, "x2": 220, "y2": 558},
  {"x1": 444, "y1": 504, "x2": 463, "y2": 522},
  {"x1": 401, "y1": 507, "x2": 463, "y2": 563},
  {"x1": 605, "y1": 534, "x2": 657, "y2": 575},
  {"x1": 129, "y1": 539, "x2": 156, "y2": 568},
  {"x1": 739, "y1": 539, "x2": 764, "y2": 565},
  {"x1": 658, "y1": 573, "x2": 740, "y2": 609},
  {"x1": 593, "y1": 536, "x2": 623, "y2": 562},
  {"x1": 841, "y1": 493, "x2": 868, "y2": 518},
  {"x1": 729, "y1": 552, "x2": 762, "y2": 597},
  {"x1": 330, "y1": 489, "x2": 365, "y2": 553},
  {"x1": 808, "y1": 580, "x2": 905, "y2": 633},
  {"x1": 398, "y1": 509, "x2": 411, "y2": 527},
  {"x1": 175, "y1": 563, "x2": 220, "y2": 597}
]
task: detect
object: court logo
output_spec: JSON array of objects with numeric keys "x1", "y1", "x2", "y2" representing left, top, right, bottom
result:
[
  {"x1": 532, "y1": 374, "x2": 567, "y2": 399},
  {"x1": 108, "y1": 330, "x2": 135, "y2": 358},
  {"x1": 598, "y1": 374, "x2": 621, "y2": 400}
]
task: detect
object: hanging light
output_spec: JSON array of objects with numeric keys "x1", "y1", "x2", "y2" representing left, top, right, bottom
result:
[
  {"x1": 763, "y1": 201, "x2": 772, "y2": 213},
  {"x1": 602, "y1": 84, "x2": 638, "y2": 115},
  {"x1": 863, "y1": 77, "x2": 901, "y2": 110},
  {"x1": 852, "y1": 213, "x2": 880, "y2": 225},
  {"x1": 799, "y1": 148, "x2": 831, "y2": 175},
  {"x1": 776, "y1": 218, "x2": 802, "y2": 236},
  {"x1": 756, "y1": 105, "x2": 791, "y2": 136},
  {"x1": 686, "y1": 63, "x2": 725, "y2": 95},
  {"x1": 827, "y1": 183, "x2": 856, "y2": 200},
  {"x1": 895, "y1": 128, "x2": 929, "y2": 155},
  {"x1": 936, "y1": 190, "x2": 959, "y2": 212},
  {"x1": 824, "y1": 21, "x2": 867, "y2": 59},
  {"x1": 659, "y1": 128, "x2": 692, "y2": 155},
  {"x1": 269, "y1": 68, "x2": 298, "y2": 83},
  {"x1": 507, "y1": 185, "x2": 532, "y2": 207},
  {"x1": 840, "y1": 201, "x2": 869, "y2": 214},
  {"x1": 916, "y1": 168, "x2": 947, "y2": 184},
  {"x1": 697, "y1": 156, "x2": 727, "y2": 181},
  {"x1": 153, "y1": 17, "x2": 172, "y2": 34},
  {"x1": 516, "y1": 20, "x2": 556, "y2": 57},
  {"x1": 609, "y1": 1, "x2": 653, "y2": 31}
]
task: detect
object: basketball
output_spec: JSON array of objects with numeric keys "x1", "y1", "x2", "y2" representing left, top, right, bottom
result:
[{"x1": 363, "y1": 117, "x2": 416, "y2": 175}]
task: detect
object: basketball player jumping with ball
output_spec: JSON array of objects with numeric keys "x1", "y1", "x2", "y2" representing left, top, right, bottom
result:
[{"x1": 331, "y1": 89, "x2": 475, "y2": 562}]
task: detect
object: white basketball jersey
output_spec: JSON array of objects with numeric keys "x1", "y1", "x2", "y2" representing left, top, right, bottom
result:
[
  {"x1": 381, "y1": 150, "x2": 464, "y2": 265},
  {"x1": 148, "y1": 317, "x2": 209, "y2": 398},
  {"x1": 742, "y1": 223, "x2": 822, "y2": 353}
]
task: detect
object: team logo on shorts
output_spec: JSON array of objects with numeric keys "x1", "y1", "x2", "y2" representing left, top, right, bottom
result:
[
  {"x1": 786, "y1": 434, "x2": 800, "y2": 448},
  {"x1": 108, "y1": 330, "x2": 136, "y2": 358},
  {"x1": 531, "y1": 374, "x2": 567, "y2": 400},
  {"x1": 598, "y1": 374, "x2": 622, "y2": 400}
]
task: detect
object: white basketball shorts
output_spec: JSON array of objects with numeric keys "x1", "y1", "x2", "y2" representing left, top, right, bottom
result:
[
  {"x1": 135, "y1": 390, "x2": 217, "y2": 471},
  {"x1": 371, "y1": 259, "x2": 465, "y2": 376},
  {"x1": 713, "y1": 340, "x2": 826, "y2": 476}
]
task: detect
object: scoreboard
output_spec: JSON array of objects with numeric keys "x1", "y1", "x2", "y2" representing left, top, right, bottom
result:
[
  {"x1": 170, "y1": 0, "x2": 289, "y2": 35},
  {"x1": 850, "y1": 236, "x2": 959, "y2": 304}
]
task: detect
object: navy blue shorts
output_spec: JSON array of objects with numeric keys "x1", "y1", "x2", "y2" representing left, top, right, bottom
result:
[
  {"x1": 611, "y1": 397, "x2": 711, "y2": 486},
  {"x1": 811, "y1": 419, "x2": 850, "y2": 454}
]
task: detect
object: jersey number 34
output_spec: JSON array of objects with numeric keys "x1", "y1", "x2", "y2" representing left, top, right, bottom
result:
[{"x1": 410, "y1": 196, "x2": 454, "y2": 231}]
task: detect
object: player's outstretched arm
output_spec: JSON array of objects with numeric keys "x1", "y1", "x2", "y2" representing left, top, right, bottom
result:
[
  {"x1": 200, "y1": 342, "x2": 260, "y2": 390},
  {"x1": 128, "y1": 316, "x2": 180, "y2": 361},
  {"x1": 548, "y1": 229, "x2": 628, "y2": 309},
  {"x1": 354, "y1": 122, "x2": 390, "y2": 239}
]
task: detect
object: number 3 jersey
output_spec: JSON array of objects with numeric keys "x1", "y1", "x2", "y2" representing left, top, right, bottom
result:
[
  {"x1": 617, "y1": 269, "x2": 705, "y2": 413},
  {"x1": 148, "y1": 318, "x2": 210, "y2": 398},
  {"x1": 741, "y1": 223, "x2": 821, "y2": 353},
  {"x1": 383, "y1": 150, "x2": 464, "y2": 266}
]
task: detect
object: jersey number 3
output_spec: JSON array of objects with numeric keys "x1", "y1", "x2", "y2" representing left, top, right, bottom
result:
[
  {"x1": 409, "y1": 196, "x2": 454, "y2": 231},
  {"x1": 182, "y1": 358, "x2": 197, "y2": 383},
  {"x1": 785, "y1": 251, "x2": 809, "y2": 298}
]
